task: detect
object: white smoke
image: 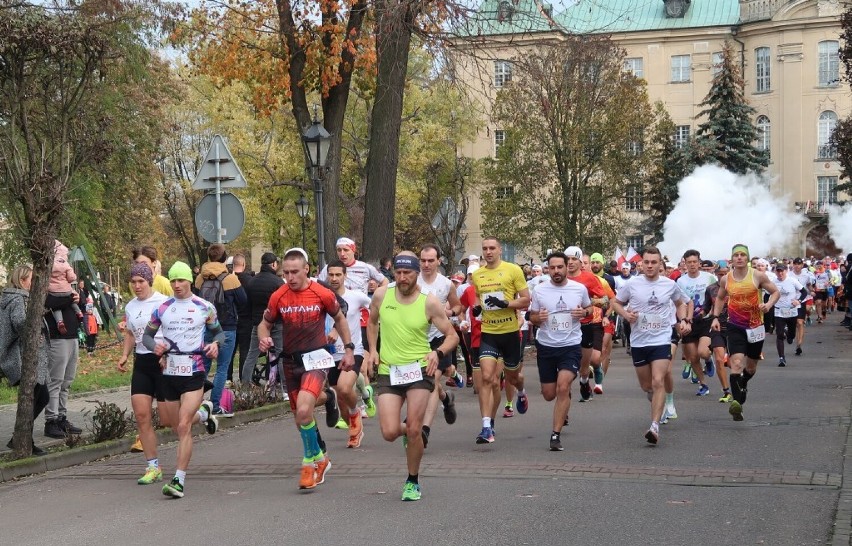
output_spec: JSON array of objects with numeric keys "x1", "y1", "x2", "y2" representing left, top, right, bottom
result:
[
  {"x1": 828, "y1": 204, "x2": 852, "y2": 255},
  {"x1": 659, "y1": 165, "x2": 804, "y2": 261}
]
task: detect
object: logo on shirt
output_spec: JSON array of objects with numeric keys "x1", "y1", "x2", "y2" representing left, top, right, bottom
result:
[{"x1": 280, "y1": 304, "x2": 322, "y2": 314}]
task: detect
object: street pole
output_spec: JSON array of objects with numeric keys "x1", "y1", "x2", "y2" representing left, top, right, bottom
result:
[
  {"x1": 301, "y1": 212, "x2": 307, "y2": 250},
  {"x1": 214, "y1": 140, "x2": 222, "y2": 243},
  {"x1": 312, "y1": 167, "x2": 325, "y2": 269}
]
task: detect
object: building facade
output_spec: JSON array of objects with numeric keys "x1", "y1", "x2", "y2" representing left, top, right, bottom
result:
[{"x1": 451, "y1": 0, "x2": 849, "y2": 261}]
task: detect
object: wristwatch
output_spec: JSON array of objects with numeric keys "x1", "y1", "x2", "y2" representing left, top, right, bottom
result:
[
  {"x1": 343, "y1": 342, "x2": 355, "y2": 350},
  {"x1": 436, "y1": 349, "x2": 445, "y2": 360}
]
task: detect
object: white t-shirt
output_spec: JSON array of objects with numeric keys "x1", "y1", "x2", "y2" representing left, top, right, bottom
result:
[
  {"x1": 791, "y1": 269, "x2": 814, "y2": 301},
  {"x1": 332, "y1": 289, "x2": 371, "y2": 360},
  {"x1": 529, "y1": 280, "x2": 590, "y2": 347},
  {"x1": 418, "y1": 273, "x2": 453, "y2": 341},
  {"x1": 676, "y1": 271, "x2": 716, "y2": 319},
  {"x1": 773, "y1": 276, "x2": 805, "y2": 318},
  {"x1": 617, "y1": 275, "x2": 689, "y2": 348},
  {"x1": 124, "y1": 291, "x2": 168, "y2": 354},
  {"x1": 814, "y1": 271, "x2": 830, "y2": 291},
  {"x1": 318, "y1": 260, "x2": 385, "y2": 294},
  {"x1": 613, "y1": 274, "x2": 632, "y2": 293}
]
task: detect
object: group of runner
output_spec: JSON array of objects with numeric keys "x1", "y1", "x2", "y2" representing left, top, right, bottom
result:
[{"x1": 118, "y1": 235, "x2": 844, "y2": 501}]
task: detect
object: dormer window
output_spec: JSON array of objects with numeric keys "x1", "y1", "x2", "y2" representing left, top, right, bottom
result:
[
  {"x1": 498, "y1": 0, "x2": 514, "y2": 22},
  {"x1": 663, "y1": 0, "x2": 691, "y2": 18}
]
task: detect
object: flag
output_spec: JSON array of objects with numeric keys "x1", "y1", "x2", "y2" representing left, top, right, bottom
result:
[
  {"x1": 614, "y1": 247, "x2": 626, "y2": 267},
  {"x1": 626, "y1": 246, "x2": 641, "y2": 263}
]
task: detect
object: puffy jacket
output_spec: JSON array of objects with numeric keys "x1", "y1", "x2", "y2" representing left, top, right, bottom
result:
[
  {"x1": 193, "y1": 261, "x2": 247, "y2": 331},
  {"x1": 0, "y1": 287, "x2": 49, "y2": 385}
]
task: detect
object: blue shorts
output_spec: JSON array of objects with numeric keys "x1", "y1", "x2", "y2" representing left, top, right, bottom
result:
[
  {"x1": 630, "y1": 345, "x2": 672, "y2": 367},
  {"x1": 535, "y1": 342, "x2": 581, "y2": 384},
  {"x1": 828, "y1": 287, "x2": 836, "y2": 297}
]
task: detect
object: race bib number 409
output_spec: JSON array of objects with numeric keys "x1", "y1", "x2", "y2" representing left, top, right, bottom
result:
[{"x1": 390, "y1": 362, "x2": 424, "y2": 386}]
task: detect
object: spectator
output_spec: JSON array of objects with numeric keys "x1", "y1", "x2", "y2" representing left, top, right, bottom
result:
[
  {"x1": 47, "y1": 240, "x2": 83, "y2": 335},
  {"x1": 83, "y1": 295, "x2": 98, "y2": 355},
  {"x1": 231, "y1": 253, "x2": 254, "y2": 384},
  {"x1": 44, "y1": 273, "x2": 84, "y2": 439},
  {"x1": 0, "y1": 265, "x2": 49, "y2": 455},
  {"x1": 379, "y1": 257, "x2": 394, "y2": 282}
]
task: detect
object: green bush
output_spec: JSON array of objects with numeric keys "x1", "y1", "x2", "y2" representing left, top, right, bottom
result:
[{"x1": 86, "y1": 401, "x2": 134, "y2": 443}]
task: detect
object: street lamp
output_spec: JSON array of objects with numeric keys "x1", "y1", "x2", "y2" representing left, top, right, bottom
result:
[
  {"x1": 301, "y1": 107, "x2": 332, "y2": 269},
  {"x1": 295, "y1": 193, "x2": 309, "y2": 250}
]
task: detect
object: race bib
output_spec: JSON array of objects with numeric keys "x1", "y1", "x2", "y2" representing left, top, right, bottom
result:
[
  {"x1": 638, "y1": 313, "x2": 667, "y2": 333},
  {"x1": 302, "y1": 349, "x2": 335, "y2": 371},
  {"x1": 390, "y1": 362, "x2": 423, "y2": 386},
  {"x1": 548, "y1": 312, "x2": 574, "y2": 332},
  {"x1": 816, "y1": 281, "x2": 828, "y2": 290},
  {"x1": 776, "y1": 307, "x2": 798, "y2": 319},
  {"x1": 746, "y1": 325, "x2": 766, "y2": 343},
  {"x1": 164, "y1": 354, "x2": 194, "y2": 377},
  {"x1": 482, "y1": 291, "x2": 507, "y2": 311}
]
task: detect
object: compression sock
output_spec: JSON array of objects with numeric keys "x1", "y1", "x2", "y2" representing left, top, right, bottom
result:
[{"x1": 299, "y1": 420, "x2": 322, "y2": 463}]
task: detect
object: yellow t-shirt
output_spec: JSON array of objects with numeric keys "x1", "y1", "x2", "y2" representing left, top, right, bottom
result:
[{"x1": 472, "y1": 261, "x2": 527, "y2": 334}]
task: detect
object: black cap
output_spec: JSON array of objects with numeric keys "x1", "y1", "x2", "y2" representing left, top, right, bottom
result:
[
  {"x1": 793, "y1": 257, "x2": 803, "y2": 264},
  {"x1": 701, "y1": 260, "x2": 714, "y2": 268},
  {"x1": 775, "y1": 263, "x2": 787, "y2": 271},
  {"x1": 261, "y1": 252, "x2": 278, "y2": 265}
]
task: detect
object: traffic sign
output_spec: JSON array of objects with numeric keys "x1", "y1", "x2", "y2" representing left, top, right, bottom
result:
[
  {"x1": 195, "y1": 192, "x2": 245, "y2": 244},
  {"x1": 192, "y1": 135, "x2": 247, "y2": 190}
]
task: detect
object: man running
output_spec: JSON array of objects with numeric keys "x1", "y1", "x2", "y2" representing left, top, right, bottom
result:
[
  {"x1": 676, "y1": 249, "x2": 716, "y2": 397},
  {"x1": 258, "y1": 248, "x2": 356, "y2": 490},
  {"x1": 366, "y1": 253, "x2": 458, "y2": 501},
  {"x1": 699, "y1": 260, "x2": 733, "y2": 402},
  {"x1": 470, "y1": 237, "x2": 530, "y2": 444},
  {"x1": 142, "y1": 262, "x2": 222, "y2": 498},
  {"x1": 813, "y1": 261, "x2": 830, "y2": 323},
  {"x1": 771, "y1": 263, "x2": 806, "y2": 367},
  {"x1": 610, "y1": 247, "x2": 691, "y2": 445},
  {"x1": 528, "y1": 251, "x2": 592, "y2": 451},
  {"x1": 318, "y1": 237, "x2": 388, "y2": 294},
  {"x1": 710, "y1": 244, "x2": 779, "y2": 421},
  {"x1": 418, "y1": 244, "x2": 463, "y2": 445},
  {"x1": 589, "y1": 252, "x2": 616, "y2": 393},
  {"x1": 790, "y1": 257, "x2": 814, "y2": 355}
]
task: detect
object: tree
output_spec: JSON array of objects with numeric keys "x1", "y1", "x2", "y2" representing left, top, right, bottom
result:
[
  {"x1": 0, "y1": 0, "x2": 176, "y2": 457},
  {"x1": 692, "y1": 42, "x2": 769, "y2": 175},
  {"x1": 479, "y1": 36, "x2": 655, "y2": 256},
  {"x1": 832, "y1": 5, "x2": 852, "y2": 190}
]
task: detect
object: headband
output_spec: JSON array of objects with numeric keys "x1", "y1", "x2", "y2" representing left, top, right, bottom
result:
[
  {"x1": 130, "y1": 262, "x2": 154, "y2": 286},
  {"x1": 394, "y1": 255, "x2": 420, "y2": 272},
  {"x1": 731, "y1": 244, "x2": 750, "y2": 259},
  {"x1": 336, "y1": 237, "x2": 356, "y2": 250}
]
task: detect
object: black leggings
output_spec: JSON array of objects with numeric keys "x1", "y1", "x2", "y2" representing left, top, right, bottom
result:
[{"x1": 775, "y1": 316, "x2": 797, "y2": 358}]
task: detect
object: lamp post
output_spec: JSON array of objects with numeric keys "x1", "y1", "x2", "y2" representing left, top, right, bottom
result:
[
  {"x1": 301, "y1": 107, "x2": 332, "y2": 269},
  {"x1": 295, "y1": 194, "x2": 309, "y2": 250}
]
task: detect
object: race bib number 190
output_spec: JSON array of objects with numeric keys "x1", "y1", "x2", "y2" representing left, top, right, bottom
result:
[
  {"x1": 164, "y1": 354, "x2": 194, "y2": 377},
  {"x1": 302, "y1": 349, "x2": 336, "y2": 371},
  {"x1": 390, "y1": 362, "x2": 424, "y2": 386}
]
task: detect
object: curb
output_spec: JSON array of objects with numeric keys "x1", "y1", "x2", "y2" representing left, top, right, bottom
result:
[{"x1": 0, "y1": 402, "x2": 289, "y2": 483}]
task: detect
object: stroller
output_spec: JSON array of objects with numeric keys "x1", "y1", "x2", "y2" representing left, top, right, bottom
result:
[{"x1": 252, "y1": 348, "x2": 289, "y2": 402}]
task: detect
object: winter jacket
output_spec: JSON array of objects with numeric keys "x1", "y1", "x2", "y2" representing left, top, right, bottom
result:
[
  {"x1": 193, "y1": 261, "x2": 247, "y2": 331},
  {"x1": 246, "y1": 265, "x2": 284, "y2": 326},
  {"x1": 235, "y1": 270, "x2": 255, "y2": 331},
  {"x1": 49, "y1": 241, "x2": 77, "y2": 294},
  {"x1": 0, "y1": 287, "x2": 49, "y2": 385}
]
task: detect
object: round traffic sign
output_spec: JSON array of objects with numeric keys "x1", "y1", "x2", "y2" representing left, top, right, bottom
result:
[{"x1": 194, "y1": 192, "x2": 245, "y2": 244}]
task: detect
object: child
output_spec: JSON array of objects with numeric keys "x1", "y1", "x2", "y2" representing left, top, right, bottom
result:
[{"x1": 49, "y1": 240, "x2": 83, "y2": 334}]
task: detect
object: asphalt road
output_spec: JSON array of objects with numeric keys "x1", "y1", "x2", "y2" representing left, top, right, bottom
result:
[{"x1": 1, "y1": 319, "x2": 850, "y2": 546}]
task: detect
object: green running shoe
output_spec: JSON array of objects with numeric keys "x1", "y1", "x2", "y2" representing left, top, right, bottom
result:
[
  {"x1": 401, "y1": 481, "x2": 421, "y2": 501},
  {"x1": 334, "y1": 417, "x2": 349, "y2": 430},
  {"x1": 729, "y1": 400, "x2": 744, "y2": 421},
  {"x1": 137, "y1": 466, "x2": 162, "y2": 485},
  {"x1": 364, "y1": 385, "x2": 377, "y2": 418},
  {"x1": 162, "y1": 477, "x2": 184, "y2": 498}
]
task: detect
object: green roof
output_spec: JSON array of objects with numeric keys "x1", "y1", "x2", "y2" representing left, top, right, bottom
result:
[{"x1": 458, "y1": 0, "x2": 741, "y2": 37}]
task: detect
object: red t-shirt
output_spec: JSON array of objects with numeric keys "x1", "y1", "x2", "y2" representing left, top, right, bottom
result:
[
  {"x1": 264, "y1": 280, "x2": 340, "y2": 353},
  {"x1": 459, "y1": 284, "x2": 482, "y2": 347},
  {"x1": 566, "y1": 271, "x2": 606, "y2": 324}
]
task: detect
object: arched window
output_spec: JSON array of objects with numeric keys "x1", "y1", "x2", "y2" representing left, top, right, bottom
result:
[
  {"x1": 756, "y1": 115, "x2": 770, "y2": 158},
  {"x1": 818, "y1": 111, "x2": 837, "y2": 159}
]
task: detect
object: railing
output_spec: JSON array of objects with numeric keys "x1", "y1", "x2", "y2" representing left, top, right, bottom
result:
[
  {"x1": 817, "y1": 145, "x2": 837, "y2": 160},
  {"x1": 740, "y1": 0, "x2": 786, "y2": 22}
]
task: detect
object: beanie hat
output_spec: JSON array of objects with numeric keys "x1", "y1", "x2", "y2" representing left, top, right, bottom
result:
[{"x1": 168, "y1": 261, "x2": 193, "y2": 282}]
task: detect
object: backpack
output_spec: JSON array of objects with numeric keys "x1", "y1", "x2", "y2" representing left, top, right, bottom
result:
[{"x1": 199, "y1": 272, "x2": 231, "y2": 324}]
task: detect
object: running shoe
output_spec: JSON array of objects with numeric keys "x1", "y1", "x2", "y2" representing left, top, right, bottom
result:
[
  {"x1": 363, "y1": 385, "x2": 377, "y2": 418},
  {"x1": 645, "y1": 424, "x2": 659, "y2": 445},
  {"x1": 705, "y1": 357, "x2": 715, "y2": 378},
  {"x1": 466, "y1": 376, "x2": 473, "y2": 388},
  {"x1": 137, "y1": 466, "x2": 162, "y2": 485},
  {"x1": 549, "y1": 433, "x2": 563, "y2": 451},
  {"x1": 795, "y1": 346, "x2": 802, "y2": 356},
  {"x1": 778, "y1": 357, "x2": 786, "y2": 367},
  {"x1": 475, "y1": 426, "x2": 495, "y2": 444},
  {"x1": 664, "y1": 404, "x2": 677, "y2": 420},
  {"x1": 453, "y1": 372, "x2": 465, "y2": 388},
  {"x1": 200, "y1": 401, "x2": 218, "y2": 434},
  {"x1": 401, "y1": 481, "x2": 422, "y2": 501},
  {"x1": 696, "y1": 384, "x2": 710, "y2": 396},
  {"x1": 299, "y1": 465, "x2": 317, "y2": 490},
  {"x1": 516, "y1": 392, "x2": 529, "y2": 414},
  {"x1": 660, "y1": 408, "x2": 670, "y2": 425},
  {"x1": 162, "y1": 477, "x2": 184, "y2": 498},
  {"x1": 719, "y1": 392, "x2": 733, "y2": 403},
  {"x1": 579, "y1": 380, "x2": 591, "y2": 402},
  {"x1": 593, "y1": 366, "x2": 604, "y2": 385},
  {"x1": 503, "y1": 404, "x2": 515, "y2": 418},
  {"x1": 324, "y1": 388, "x2": 340, "y2": 428},
  {"x1": 681, "y1": 362, "x2": 691, "y2": 379},
  {"x1": 729, "y1": 400, "x2": 744, "y2": 421},
  {"x1": 593, "y1": 384, "x2": 603, "y2": 395},
  {"x1": 443, "y1": 391, "x2": 457, "y2": 425},
  {"x1": 359, "y1": 402, "x2": 368, "y2": 418},
  {"x1": 130, "y1": 435, "x2": 143, "y2": 453},
  {"x1": 690, "y1": 370, "x2": 699, "y2": 384},
  {"x1": 315, "y1": 456, "x2": 331, "y2": 485},
  {"x1": 334, "y1": 417, "x2": 349, "y2": 430}
]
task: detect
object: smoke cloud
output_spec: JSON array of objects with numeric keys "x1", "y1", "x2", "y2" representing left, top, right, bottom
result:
[
  {"x1": 828, "y1": 205, "x2": 852, "y2": 255},
  {"x1": 659, "y1": 165, "x2": 804, "y2": 261}
]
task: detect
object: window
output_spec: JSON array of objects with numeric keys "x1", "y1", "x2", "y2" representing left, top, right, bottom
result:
[
  {"x1": 494, "y1": 61, "x2": 512, "y2": 88},
  {"x1": 711, "y1": 52, "x2": 724, "y2": 77},
  {"x1": 756, "y1": 116, "x2": 771, "y2": 158},
  {"x1": 674, "y1": 125, "x2": 690, "y2": 149},
  {"x1": 818, "y1": 41, "x2": 840, "y2": 86},
  {"x1": 624, "y1": 57, "x2": 644, "y2": 79},
  {"x1": 818, "y1": 111, "x2": 838, "y2": 160},
  {"x1": 755, "y1": 47, "x2": 770, "y2": 92},
  {"x1": 503, "y1": 242, "x2": 517, "y2": 263},
  {"x1": 626, "y1": 235, "x2": 644, "y2": 250},
  {"x1": 495, "y1": 186, "x2": 514, "y2": 199},
  {"x1": 494, "y1": 130, "x2": 505, "y2": 156},
  {"x1": 671, "y1": 55, "x2": 691, "y2": 82},
  {"x1": 817, "y1": 176, "x2": 838, "y2": 207},
  {"x1": 625, "y1": 185, "x2": 643, "y2": 211}
]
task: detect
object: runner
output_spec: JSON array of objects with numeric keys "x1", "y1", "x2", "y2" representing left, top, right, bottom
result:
[
  {"x1": 325, "y1": 260, "x2": 372, "y2": 448},
  {"x1": 699, "y1": 260, "x2": 733, "y2": 402},
  {"x1": 589, "y1": 252, "x2": 616, "y2": 393},
  {"x1": 771, "y1": 263, "x2": 806, "y2": 367},
  {"x1": 418, "y1": 245, "x2": 463, "y2": 445},
  {"x1": 790, "y1": 257, "x2": 814, "y2": 355},
  {"x1": 141, "y1": 261, "x2": 222, "y2": 498},
  {"x1": 675, "y1": 249, "x2": 716, "y2": 397},
  {"x1": 709, "y1": 244, "x2": 779, "y2": 421},
  {"x1": 365, "y1": 253, "x2": 459, "y2": 501},
  {"x1": 470, "y1": 237, "x2": 531, "y2": 444},
  {"x1": 257, "y1": 248, "x2": 356, "y2": 490},
  {"x1": 117, "y1": 263, "x2": 169, "y2": 485},
  {"x1": 610, "y1": 246, "x2": 691, "y2": 444},
  {"x1": 813, "y1": 261, "x2": 830, "y2": 323},
  {"x1": 528, "y1": 251, "x2": 592, "y2": 451},
  {"x1": 317, "y1": 237, "x2": 388, "y2": 294}
]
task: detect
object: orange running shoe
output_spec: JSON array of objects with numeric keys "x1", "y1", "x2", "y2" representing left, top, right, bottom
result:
[
  {"x1": 347, "y1": 413, "x2": 364, "y2": 449},
  {"x1": 298, "y1": 465, "x2": 317, "y2": 490},
  {"x1": 315, "y1": 456, "x2": 331, "y2": 485}
]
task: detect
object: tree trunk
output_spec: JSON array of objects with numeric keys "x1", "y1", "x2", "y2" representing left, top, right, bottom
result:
[{"x1": 362, "y1": 0, "x2": 419, "y2": 262}]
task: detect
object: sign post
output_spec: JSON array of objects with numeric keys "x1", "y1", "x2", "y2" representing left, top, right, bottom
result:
[{"x1": 193, "y1": 135, "x2": 247, "y2": 244}]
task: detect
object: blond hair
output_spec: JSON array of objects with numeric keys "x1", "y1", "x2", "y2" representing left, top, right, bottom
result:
[{"x1": 9, "y1": 264, "x2": 33, "y2": 290}]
